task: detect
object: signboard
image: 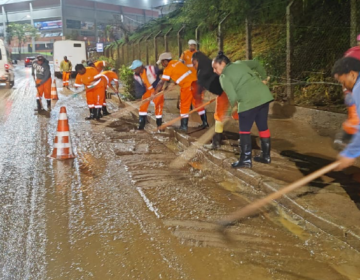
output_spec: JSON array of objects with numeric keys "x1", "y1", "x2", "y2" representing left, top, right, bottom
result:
[
  {"x1": 34, "y1": 20, "x2": 62, "y2": 30},
  {"x1": 66, "y1": 19, "x2": 81, "y2": 29},
  {"x1": 96, "y1": 43, "x2": 104, "y2": 53},
  {"x1": 81, "y1": 21, "x2": 94, "y2": 31}
]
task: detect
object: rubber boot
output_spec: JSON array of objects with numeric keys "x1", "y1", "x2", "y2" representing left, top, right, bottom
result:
[
  {"x1": 254, "y1": 138, "x2": 271, "y2": 164},
  {"x1": 95, "y1": 108, "x2": 102, "y2": 121},
  {"x1": 156, "y1": 118, "x2": 164, "y2": 132},
  {"x1": 46, "y1": 100, "x2": 51, "y2": 112},
  {"x1": 102, "y1": 106, "x2": 111, "y2": 116},
  {"x1": 178, "y1": 117, "x2": 188, "y2": 133},
  {"x1": 333, "y1": 130, "x2": 353, "y2": 151},
  {"x1": 138, "y1": 115, "x2": 146, "y2": 130},
  {"x1": 198, "y1": 113, "x2": 209, "y2": 129},
  {"x1": 85, "y1": 108, "x2": 95, "y2": 120},
  {"x1": 232, "y1": 134, "x2": 252, "y2": 168},
  {"x1": 204, "y1": 133, "x2": 222, "y2": 150},
  {"x1": 35, "y1": 99, "x2": 44, "y2": 112}
]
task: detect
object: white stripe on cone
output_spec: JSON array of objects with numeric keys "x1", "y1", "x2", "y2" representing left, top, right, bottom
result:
[{"x1": 58, "y1": 113, "x2": 68, "y2": 120}]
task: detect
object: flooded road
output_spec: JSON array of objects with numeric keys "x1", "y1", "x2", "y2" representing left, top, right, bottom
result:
[{"x1": 1, "y1": 66, "x2": 360, "y2": 280}]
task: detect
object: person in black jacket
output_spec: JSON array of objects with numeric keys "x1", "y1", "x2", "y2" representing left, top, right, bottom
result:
[{"x1": 192, "y1": 51, "x2": 231, "y2": 149}]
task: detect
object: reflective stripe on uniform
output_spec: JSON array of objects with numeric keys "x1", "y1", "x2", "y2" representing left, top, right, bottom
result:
[
  {"x1": 148, "y1": 85, "x2": 153, "y2": 90},
  {"x1": 162, "y1": 75, "x2": 170, "y2": 80},
  {"x1": 155, "y1": 115, "x2": 162, "y2": 119},
  {"x1": 139, "y1": 112, "x2": 147, "y2": 116},
  {"x1": 176, "y1": 71, "x2": 191, "y2": 84},
  {"x1": 74, "y1": 83, "x2": 83, "y2": 87},
  {"x1": 181, "y1": 114, "x2": 189, "y2": 118},
  {"x1": 186, "y1": 64, "x2": 193, "y2": 67}
]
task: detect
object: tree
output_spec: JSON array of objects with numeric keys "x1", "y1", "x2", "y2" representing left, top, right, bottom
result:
[{"x1": 6, "y1": 23, "x2": 38, "y2": 57}]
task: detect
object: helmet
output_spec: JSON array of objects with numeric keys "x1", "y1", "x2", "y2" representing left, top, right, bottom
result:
[
  {"x1": 357, "y1": 34, "x2": 360, "y2": 41},
  {"x1": 188, "y1": 39, "x2": 197, "y2": 45}
]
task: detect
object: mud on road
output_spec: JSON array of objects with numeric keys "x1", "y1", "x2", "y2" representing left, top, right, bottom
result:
[{"x1": 0, "y1": 68, "x2": 360, "y2": 280}]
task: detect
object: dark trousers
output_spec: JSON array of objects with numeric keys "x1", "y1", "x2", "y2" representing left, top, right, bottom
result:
[{"x1": 238, "y1": 102, "x2": 270, "y2": 137}]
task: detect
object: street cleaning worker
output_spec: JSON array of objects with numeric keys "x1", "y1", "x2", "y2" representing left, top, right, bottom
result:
[
  {"x1": 332, "y1": 57, "x2": 360, "y2": 171},
  {"x1": 101, "y1": 68, "x2": 120, "y2": 116},
  {"x1": 129, "y1": 60, "x2": 164, "y2": 130},
  {"x1": 334, "y1": 43, "x2": 360, "y2": 150},
  {"x1": 192, "y1": 51, "x2": 231, "y2": 149},
  {"x1": 60, "y1": 56, "x2": 72, "y2": 89},
  {"x1": 212, "y1": 51, "x2": 273, "y2": 169},
  {"x1": 180, "y1": 39, "x2": 197, "y2": 74},
  {"x1": 32, "y1": 55, "x2": 52, "y2": 112},
  {"x1": 154, "y1": 52, "x2": 208, "y2": 133},
  {"x1": 74, "y1": 64, "x2": 106, "y2": 121}
]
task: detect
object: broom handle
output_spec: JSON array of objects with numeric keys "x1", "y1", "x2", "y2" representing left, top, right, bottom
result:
[
  {"x1": 157, "y1": 98, "x2": 216, "y2": 131},
  {"x1": 220, "y1": 161, "x2": 341, "y2": 226}
]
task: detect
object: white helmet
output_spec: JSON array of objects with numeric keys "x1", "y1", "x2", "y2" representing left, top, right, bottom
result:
[{"x1": 188, "y1": 39, "x2": 197, "y2": 45}]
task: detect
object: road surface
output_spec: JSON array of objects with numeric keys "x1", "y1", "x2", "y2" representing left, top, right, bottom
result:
[{"x1": 0, "y1": 65, "x2": 360, "y2": 280}]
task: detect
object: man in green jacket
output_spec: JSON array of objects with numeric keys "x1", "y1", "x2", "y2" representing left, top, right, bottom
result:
[
  {"x1": 60, "y1": 56, "x2": 72, "y2": 89},
  {"x1": 212, "y1": 51, "x2": 273, "y2": 169}
]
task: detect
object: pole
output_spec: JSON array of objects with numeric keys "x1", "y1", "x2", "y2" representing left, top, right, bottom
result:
[
  {"x1": 164, "y1": 27, "x2": 173, "y2": 52},
  {"x1": 245, "y1": 17, "x2": 252, "y2": 60},
  {"x1": 286, "y1": 1, "x2": 294, "y2": 105},
  {"x1": 177, "y1": 25, "x2": 186, "y2": 58},
  {"x1": 218, "y1": 14, "x2": 230, "y2": 51},
  {"x1": 154, "y1": 30, "x2": 162, "y2": 64},
  {"x1": 145, "y1": 33, "x2": 152, "y2": 65},
  {"x1": 350, "y1": 0, "x2": 358, "y2": 47},
  {"x1": 29, "y1": 3, "x2": 36, "y2": 53},
  {"x1": 138, "y1": 36, "x2": 145, "y2": 60},
  {"x1": 195, "y1": 24, "x2": 202, "y2": 51}
]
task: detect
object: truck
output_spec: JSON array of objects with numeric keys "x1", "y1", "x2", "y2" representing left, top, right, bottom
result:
[
  {"x1": 53, "y1": 40, "x2": 86, "y2": 79},
  {"x1": 0, "y1": 39, "x2": 15, "y2": 88}
]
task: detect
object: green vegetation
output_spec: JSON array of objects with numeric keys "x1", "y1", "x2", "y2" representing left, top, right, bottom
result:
[
  {"x1": 118, "y1": 65, "x2": 135, "y2": 100},
  {"x1": 6, "y1": 23, "x2": 38, "y2": 58},
  {"x1": 104, "y1": 0, "x2": 354, "y2": 112}
]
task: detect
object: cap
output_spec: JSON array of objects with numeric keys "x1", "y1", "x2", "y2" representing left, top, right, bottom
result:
[
  {"x1": 157, "y1": 52, "x2": 172, "y2": 64},
  {"x1": 129, "y1": 60, "x2": 143, "y2": 70},
  {"x1": 188, "y1": 39, "x2": 197, "y2": 45}
]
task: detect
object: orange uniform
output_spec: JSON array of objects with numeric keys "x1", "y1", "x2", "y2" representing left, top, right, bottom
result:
[
  {"x1": 102, "y1": 71, "x2": 119, "y2": 106},
  {"x1": 162, "y1": 60, "x2": 204, "y2": 118},
  {"x1": 94, "y1": 61, "x2": 106, "y2": 73},
  {"x1": 74, "y1": 67, "x2": 106, "y2": 108},
  {"x1": 343, "y1": 90, "x2": 359, "y2": 135},
  {"x1": 180, "y1": 49, "x2": 197, "y2": 74},
  {"x1": 136, "y1": 66, "x2": 164, "y2": 119},
  {"x1": 36, "y1": 78, "x2": 52, "y2": 100}
]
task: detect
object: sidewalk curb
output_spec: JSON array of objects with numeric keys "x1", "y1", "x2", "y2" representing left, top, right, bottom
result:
[{"x1": 115, "y1": 96, "x2": 360, "y2": 251}]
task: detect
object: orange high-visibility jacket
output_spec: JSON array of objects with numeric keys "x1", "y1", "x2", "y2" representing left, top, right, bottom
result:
[{"x1": 161, "y1": 60, "x2": 197, "y2": 88}]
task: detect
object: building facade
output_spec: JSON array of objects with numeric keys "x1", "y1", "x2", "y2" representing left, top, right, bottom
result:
[{"x1": 0, "y1": 0, "x2": 164, "y2": 53}]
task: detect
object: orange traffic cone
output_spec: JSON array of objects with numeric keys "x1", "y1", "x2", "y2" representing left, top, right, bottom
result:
[
  {"x1": 51, "y1": 79, "x2": 59, "y2": 100},
  {"x1": 48, "y1": 106, "x2": 76, "y2": 160}
]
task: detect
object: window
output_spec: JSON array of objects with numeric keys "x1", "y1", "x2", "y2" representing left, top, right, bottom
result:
[{"x1": 74, "y1": 44, "x2": 81, "y2": 47}]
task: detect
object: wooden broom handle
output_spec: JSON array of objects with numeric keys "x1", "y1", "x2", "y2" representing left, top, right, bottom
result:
[
  {"x1": 157, "y1": 98, "x2": 216, "y2": 131},
  {"x1": 219, "y1": 161, "x2": 341, "y2": 226}
]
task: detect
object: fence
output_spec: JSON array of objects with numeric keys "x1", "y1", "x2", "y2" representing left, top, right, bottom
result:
[{"x1": 104, "y1": 0, "x2": 357, "y2": 110}]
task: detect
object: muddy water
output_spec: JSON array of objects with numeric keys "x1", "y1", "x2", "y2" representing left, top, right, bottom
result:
[{"x1": 0, "y1": 67, "x2": 360, "y2": 279}]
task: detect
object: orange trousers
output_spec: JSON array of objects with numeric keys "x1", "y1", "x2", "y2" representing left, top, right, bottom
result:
[
  {"x1": 86, "y1": 82, "x2": 105, "y2": 108},
  {"x1": 36, "y1": 78, "x2": 52, "y2": 100},
  {"x1": 139, "y1": 89, "x2": 165, "y2": 118},
  {"x1": 180, "y1": 81, "x2": 205, "y2": 118},
  {"x1": 62, "y1": 72, "x2": 70, "y2": 87}
]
